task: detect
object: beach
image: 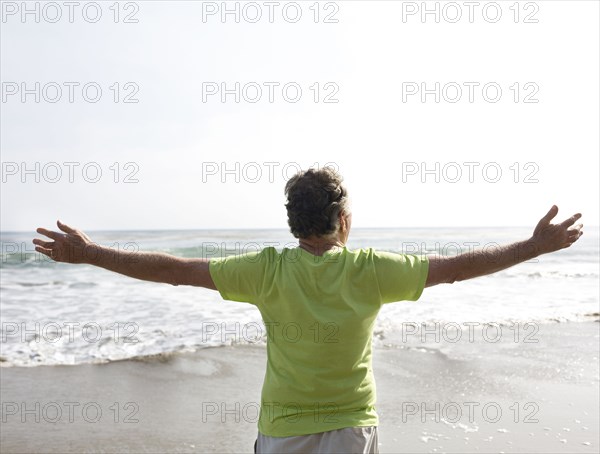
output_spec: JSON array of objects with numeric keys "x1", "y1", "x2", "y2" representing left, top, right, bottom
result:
[{"x1": 2, "y1": 321, "x2": 598, "y2": 453}]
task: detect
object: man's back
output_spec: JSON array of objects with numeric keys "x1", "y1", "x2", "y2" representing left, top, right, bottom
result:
[{"x1": 209, "y1": 246, "x2": 429, "y2": 437}]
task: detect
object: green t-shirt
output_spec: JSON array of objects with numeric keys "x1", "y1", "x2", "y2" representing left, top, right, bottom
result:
[{"x1": 209, "y1": 246, "x2": 429, "y2": 437}]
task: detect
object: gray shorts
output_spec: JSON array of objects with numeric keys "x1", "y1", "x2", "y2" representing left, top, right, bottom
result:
[{"x1": 254, "y1": 426, "x2": 379, "y2": 454}]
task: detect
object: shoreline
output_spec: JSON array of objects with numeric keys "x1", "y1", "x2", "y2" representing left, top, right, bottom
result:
[
  {"x1": 2, "y1": 316, "x2": 599, "y2": 369},
  {"x1": 1, "y1": 321, "x2": 598, "y2": 453}
]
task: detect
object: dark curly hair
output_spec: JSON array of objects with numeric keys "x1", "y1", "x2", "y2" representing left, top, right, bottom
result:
[{"x1": 284, "y1": 167, "x2": 349, "y2": 239}]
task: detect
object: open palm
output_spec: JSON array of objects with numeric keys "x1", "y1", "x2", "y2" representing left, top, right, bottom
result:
[{"x1": 32, "y1": 220, "x2": 94, "y2": 264}]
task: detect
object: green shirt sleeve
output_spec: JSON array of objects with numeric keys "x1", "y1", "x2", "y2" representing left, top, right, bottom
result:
[
  {"x1": 208, "y1": 248, "x2": 272, "y2": 304},
  {"x1": 373, "y1": 250, "x2": 429, "y2": 304}
]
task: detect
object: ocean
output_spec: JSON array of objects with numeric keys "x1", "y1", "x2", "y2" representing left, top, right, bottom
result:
[{"x1": 1, "y1": 227, "x2": 598, "y2": 367}]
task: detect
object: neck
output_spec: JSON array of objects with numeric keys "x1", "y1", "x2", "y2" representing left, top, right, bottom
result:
[{"x1": 298, "y1": 236, "x2": 345, "y2": 256}]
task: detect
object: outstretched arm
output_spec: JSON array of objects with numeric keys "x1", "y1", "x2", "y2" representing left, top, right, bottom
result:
[
  {"x1": 33, "y1": 221, "x2": 217, "y2": 290},
  {"x1": 425, "y1": 205, "x2": 583, "y2": 288}
]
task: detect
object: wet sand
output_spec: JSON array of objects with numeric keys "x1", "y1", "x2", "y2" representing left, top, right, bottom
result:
[{"x1": 1, "y1": 322, "x2": 598, "y2": 453}]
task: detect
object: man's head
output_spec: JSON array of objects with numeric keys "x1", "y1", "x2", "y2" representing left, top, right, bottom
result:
[{"x1": 284, "y1": 167, "x2": 351, "y2": 243}]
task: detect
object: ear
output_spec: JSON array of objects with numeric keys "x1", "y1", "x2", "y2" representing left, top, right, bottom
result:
[{"x1": 338, "y1": 210, "x2": 347, "y2": 231}]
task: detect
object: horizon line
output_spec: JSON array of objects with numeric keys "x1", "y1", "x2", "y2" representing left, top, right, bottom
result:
[{"x1": 2, "y1": 225, "x2": 599, "y2": 234}]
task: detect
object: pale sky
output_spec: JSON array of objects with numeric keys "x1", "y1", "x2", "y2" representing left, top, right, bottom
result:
[{"x1": 1, "y1": 1, "x2": 598, "y2": 231}]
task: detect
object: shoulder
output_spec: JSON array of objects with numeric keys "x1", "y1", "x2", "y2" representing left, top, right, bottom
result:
[
  {"x1": 369, "y1": 249, "x2": 430, "y2": 269},
  {"x1": 209, "y1": 246, "x2": 278, "y2": 267},
  {"x1": 333, "y1": 247, "x2": 378, "y2": 266},
  {"x1": 344, "y1": 247, "x2": 385, "y2": 260}
]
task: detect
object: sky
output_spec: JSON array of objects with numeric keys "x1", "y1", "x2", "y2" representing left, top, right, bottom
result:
[{"x1": 1, "y1": 1, "x2": 598, "y2": 232}]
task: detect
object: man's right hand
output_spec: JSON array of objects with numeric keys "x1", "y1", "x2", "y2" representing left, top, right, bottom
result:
[{"x1": 530, "y1": 205, "x2": 583, "y2": 255}]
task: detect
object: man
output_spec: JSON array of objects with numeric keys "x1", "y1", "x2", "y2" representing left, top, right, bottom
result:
[{"x1": 33, "y1": 167, "x2": 583, "y2": 454}]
